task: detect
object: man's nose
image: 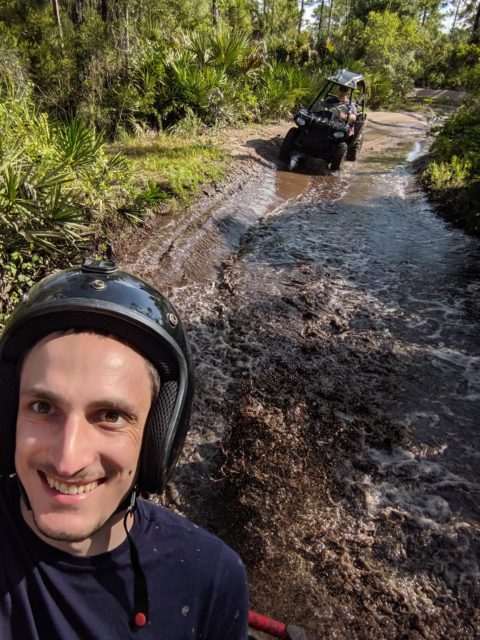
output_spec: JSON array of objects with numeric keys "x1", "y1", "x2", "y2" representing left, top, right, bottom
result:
[{"x1": 51, "y1": 414, "x2": 96, "y2": 476}]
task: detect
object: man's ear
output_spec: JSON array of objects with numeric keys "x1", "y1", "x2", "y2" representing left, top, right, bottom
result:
[{"x1": 0, "y1": 361, "x2": 19, "y2": 475}]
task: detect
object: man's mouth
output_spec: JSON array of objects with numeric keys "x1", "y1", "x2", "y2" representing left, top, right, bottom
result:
[{"x1": 41, "y1": 472, "x2": 103, "y2": 495}]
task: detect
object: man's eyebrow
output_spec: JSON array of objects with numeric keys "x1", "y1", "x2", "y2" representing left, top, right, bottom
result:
[
  {"x1": 19, "y1": 387, "x2": 140, "y2": 419},
  {"x1": 19, "y1": 386, "x2": 63, "y2": 403},
  {"x1": 89, "y1": 399, "x2": 140, "y2": 420}
]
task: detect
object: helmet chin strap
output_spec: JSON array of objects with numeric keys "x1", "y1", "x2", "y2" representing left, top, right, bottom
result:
[
  {"x1": 16, "y1": 477, "x2": 31, "y2": 510},
  {"x1": 122, "y1": 487, "x2": 149, "y2": 628},
  {"x1": 115, "y1": 484, "x2": 137, "y2": 515}
]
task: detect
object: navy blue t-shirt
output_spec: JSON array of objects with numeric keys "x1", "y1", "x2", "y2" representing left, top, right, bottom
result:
[{"x1": 0, "y1": 477, "x2": 249, "y2": 639}]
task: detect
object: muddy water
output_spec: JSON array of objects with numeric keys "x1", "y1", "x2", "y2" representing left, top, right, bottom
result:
[
  {"x1": 122, "y1": 159, "x2": 310, "y2": 286},
  {"x1": 128, "y1": 125, "x2": 480, "y2": 638}
]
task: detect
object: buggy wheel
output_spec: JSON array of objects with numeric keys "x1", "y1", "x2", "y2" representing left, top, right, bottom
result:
[
  {"x1": 346, "y1": 134, "x2": 364, "y2": 161},
  {"x1": 279, "y1": 128, "x2": 299, "y2": 162},
  {"x1": 330, "y1": 142, "x2": 348, "y2": 171}
]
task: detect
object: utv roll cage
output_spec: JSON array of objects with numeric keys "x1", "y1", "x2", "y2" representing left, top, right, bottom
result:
[{"x1": 309, "y1": 69, "x2": 366, "y2": 116}]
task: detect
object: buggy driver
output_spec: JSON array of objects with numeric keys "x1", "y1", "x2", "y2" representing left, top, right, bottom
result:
[{"x1": 320, "y1": 85, "x2": 357, "y2": 128}]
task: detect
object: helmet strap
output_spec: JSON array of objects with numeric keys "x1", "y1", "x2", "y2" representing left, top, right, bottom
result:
[
  {"x1": 122, "y1": 487, "x2": 149, "y2": 628},
  {"x1": 17, "y1": 477, "x2": 31, "y2": 510},
  {"x1": 114, "y1": 484, "x2": 137, "y2": 515}
]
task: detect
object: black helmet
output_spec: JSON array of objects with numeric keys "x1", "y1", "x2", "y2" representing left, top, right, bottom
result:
[{"x1": 0, "y1": 260, "x2": 194, "y2": 494}]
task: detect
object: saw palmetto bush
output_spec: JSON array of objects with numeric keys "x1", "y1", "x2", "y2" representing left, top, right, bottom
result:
[
  {"x1": 160, "y1": 53, "x2": 234, "y2": 125},
  {"x1": 0, "y1": 146, "x2": 87, "y2": 327},
  {"x1": 154, "y1": 26, "x2": 263, "y2": 126},
  {"x1": 103, "y1": 41, "x2": 167, "y2": 136},
  {"x1": 0, "y1": 86, "x2": 137, "y2": 328},
  {"x1": 253, "y1": 61, "x2": 314, "y2": 119},
  {"x1": 201, "y1": 25, "x2": 258, "y2": 76}
]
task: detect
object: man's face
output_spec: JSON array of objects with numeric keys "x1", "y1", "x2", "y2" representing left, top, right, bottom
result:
[
  {"x1": 338, "y1": 87, "x2": 348, "y2": 101},
  {"x1": 15, "y1": 332, "x2": 153, "y2": 549}
]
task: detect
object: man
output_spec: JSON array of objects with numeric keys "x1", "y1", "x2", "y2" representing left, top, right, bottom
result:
[
  {"x1": 322, "y1": 85, "x2": 357, "y2": 128},
  {"x1": 0, "y1": 260, "x2": 249, "y2": 639},
  {"x1": 335, "y1": 85, "x2": 357, "y2": 125}
]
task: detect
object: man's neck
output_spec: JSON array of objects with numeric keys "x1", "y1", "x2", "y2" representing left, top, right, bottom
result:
[{"x1": 20, "y1": 500, "x2": 133, "y2": 556}]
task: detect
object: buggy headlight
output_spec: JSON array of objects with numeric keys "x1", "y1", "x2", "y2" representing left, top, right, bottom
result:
[
  {"x1": 333, "y1": 131, "x2": 345, "y2": 138},
  {"x1": 296, "y1": 117, "x2": 306, "y2": 126}
]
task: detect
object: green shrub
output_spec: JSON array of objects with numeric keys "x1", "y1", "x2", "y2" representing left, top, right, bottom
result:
[
  {"x1": 422, "y1": 101, "x2": 480, "y2": 235},
  {"x1": 267, "y1": 32, "x2": 319, "y2": 67},
  {"x1": 0, "y1": 87, "x2": 141, "y2": 327},
  {"x1": 253, "y1": 61, "x2": 315, "y2": 119},
  {"x1": 423, "y1": 156, "x2": 472, "y2": 190}
]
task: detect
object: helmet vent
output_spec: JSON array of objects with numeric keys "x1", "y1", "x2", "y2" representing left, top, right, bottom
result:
[
  {"x1": 141, "y1": 380, "x2": 179, "y2": 493},
  {"x1": 153, "y1": 380, "x2": 178, "y2": 431}
]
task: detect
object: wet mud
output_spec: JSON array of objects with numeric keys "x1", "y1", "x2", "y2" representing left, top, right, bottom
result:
[{"x1": 120, "y1": 114, "x2": 480, "y2": 639}]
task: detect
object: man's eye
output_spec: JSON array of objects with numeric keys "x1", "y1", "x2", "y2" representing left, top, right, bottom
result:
[
  {"x1": 32, "y1": 401, "x2": 53, "y2": 415},
  {"x1": 102, "y1": 410, "x2": 122, "y2": 424}
]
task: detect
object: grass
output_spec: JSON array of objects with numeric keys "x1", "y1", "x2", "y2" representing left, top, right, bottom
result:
[{"x1": 110, "y1": 131, "x2": 229, "y2": 206}]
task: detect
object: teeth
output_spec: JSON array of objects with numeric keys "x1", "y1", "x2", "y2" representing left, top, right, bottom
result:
[{"x1": 45, "y1": 474, "x2": 99, "y2": 495}]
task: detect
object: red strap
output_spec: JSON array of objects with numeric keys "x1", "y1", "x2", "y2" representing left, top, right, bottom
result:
[{"x1": 248, "y1": 610, "x2": 289, "y2": 639}]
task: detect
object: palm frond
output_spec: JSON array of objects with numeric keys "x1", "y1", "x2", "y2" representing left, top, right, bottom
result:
[{"x1": 56, "y1": 119, "x2": 105, "y2": 169}]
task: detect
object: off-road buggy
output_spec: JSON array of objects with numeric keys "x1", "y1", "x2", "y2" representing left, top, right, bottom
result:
[{"x1": 279, "y1": 69, "x2": 367, "y2": 171}]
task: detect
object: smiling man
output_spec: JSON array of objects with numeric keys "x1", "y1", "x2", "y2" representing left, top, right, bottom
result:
[
  {"x1": 16, "y1": 331, "x2": 153, "y2": 553},
  {"x1": 0, "y1": 261, "x2": 249, "y2": 639}
]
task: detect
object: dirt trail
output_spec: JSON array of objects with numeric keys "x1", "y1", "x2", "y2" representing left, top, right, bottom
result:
[
  {"x1": 119, "y1": 111, "x2": 431, "y2": 276},
  {"x1": 118, "y1": 111, "x2": 479, "y2": 639},
  {"x1": 213, "y1": 110, "x2": 430, "y2": 171}
]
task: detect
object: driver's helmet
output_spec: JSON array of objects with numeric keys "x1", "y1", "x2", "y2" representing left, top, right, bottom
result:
[{"x1": 0, "y1": 260, "x2": 194, "y2": 494}]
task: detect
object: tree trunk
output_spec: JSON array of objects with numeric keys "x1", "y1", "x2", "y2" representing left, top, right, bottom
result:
[
  {"x1": 212, "y1": 0, "x2": 219, "y2": 26},
  {"x1": 100, "y1": 0, "x2": 108, "y2": 22},
  {"x1": 450, "y1": 0, "x2": 462, "y2": 32},
  {"x1": 472, "y1": 0, "x2": 480, "y2": 42},
  {"x1": 125, "y1": 2, "x2": 130, "y2": 54},
  {"x1": 318, "y1": 0, "x2": 325, "y2": 35},
  {"x1": 51, "y1": 0, "x2": 65, "y2": 52},
  {"x1": 327, "y1": 0, "x2": 334, "y2": 36},
  {"x1": 71, "y1": 0, "x2": 84, "y2": 25},
  {"x1": 298, "y1": 0, "x2": 305, "y2": 32}
]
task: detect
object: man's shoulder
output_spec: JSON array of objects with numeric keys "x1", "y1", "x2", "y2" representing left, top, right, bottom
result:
[
  {"x1": 137, "y1": 499, "x2": 236, "y2": 553},
  {"x1": 137, "y1": 498, "x2": 206, "y2": 533},
  {"x1": 135, "y1": 499, "x2": 247, "y2": 582}
]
